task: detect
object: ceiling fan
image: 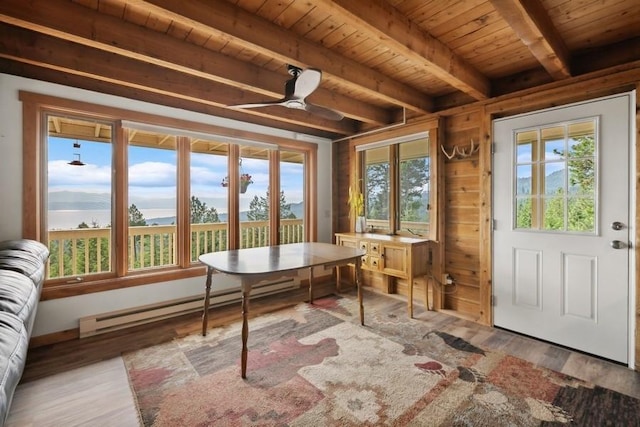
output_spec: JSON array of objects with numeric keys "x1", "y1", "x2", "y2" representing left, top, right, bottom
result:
[{"x1": 230, "y1": 65, "x2": 344, "y2": 121}]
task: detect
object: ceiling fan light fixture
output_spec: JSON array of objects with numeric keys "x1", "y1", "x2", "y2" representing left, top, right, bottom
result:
[{"x1": 285, "y1": 100, "x2": 305, "y2": 109}]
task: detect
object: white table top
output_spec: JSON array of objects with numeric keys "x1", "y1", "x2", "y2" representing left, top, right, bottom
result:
[{"x1": 199, "y1": 242, "x2": 365, "y2": 275}]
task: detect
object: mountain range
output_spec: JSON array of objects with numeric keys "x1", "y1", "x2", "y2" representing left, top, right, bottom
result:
[{"x1": 48, "y1": 191, "x2": 304, "y2": 223}]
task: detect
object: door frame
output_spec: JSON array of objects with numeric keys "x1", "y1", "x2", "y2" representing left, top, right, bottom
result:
[{"x1": 490, "y1": 91, "x2": 637, "y2": 368}]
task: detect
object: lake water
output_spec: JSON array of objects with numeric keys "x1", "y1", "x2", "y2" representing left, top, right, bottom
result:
[{"x1": 48, "y1": 209, "x2": 178, "y2": 229}]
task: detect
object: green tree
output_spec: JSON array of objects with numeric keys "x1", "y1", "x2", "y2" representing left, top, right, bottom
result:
[
  {"x1": 518, "y1": 135, "x2": 596, "y2": 231},
  {"x1": 128, "y1": 204, "x2": 146, "y2": 267},
  {"x1": 190, "y1": 196, "x2": 219, "y2": 223},
  {"x1": 365, "y1": 163, "x2": 389, "y2": 220},
  {"x1": 566, "y1": 136, "x2": 595, "y2": 193},
  {"x1": 399, "y1": 158, "x2": 429, "y2": 222},
  {"x1": 245, "y1": 190, "x2": 296, "y2": 247},
  {"x1": 247, "y1": 189, "x2": 295, "y2": 221},
  {"x1": 516, "y1": 198, "x2": 532, "y2": 228},
  {"x1": 128, "y1": 204, "x2": 147, "y2": 226}
]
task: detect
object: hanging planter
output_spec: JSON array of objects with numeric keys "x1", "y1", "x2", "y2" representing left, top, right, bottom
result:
[
  {"x1": 240, "y1": 173, "x2": 253, "y2": 193},
  {"x1": 221, "y1": 173, "x2": 253, "y2": 193}
]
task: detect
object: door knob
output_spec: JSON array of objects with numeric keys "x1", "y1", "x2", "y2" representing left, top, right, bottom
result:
[{"x1": 610, "y1": 240, "x2": 625, "y2": 249}]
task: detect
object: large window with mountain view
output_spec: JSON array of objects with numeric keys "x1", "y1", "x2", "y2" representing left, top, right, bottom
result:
[
  {"x1": 514, "y1": 119, "x2": 597, "y2": 233},
  {"x1": 190, "y1": 139, "x2": 229, "y2": 262},
  {"x1": 46, "y1": 116, "x2": 115, "y2": 279},
  {"x1": 240, "y1": 145, "x2": 270, "y2": 249},
  {"x1": 358, "y1": 132, "x2": 430, "y2": 236},
  {"x1": 30, "y1": 101, "x2": 314, "y2": 297},
  {"x1": 127, "y1": 129, "x2": 178, "y2": 270},
  {"x1": 280, "y1": 150, "x2": 305, "y2": 243}
]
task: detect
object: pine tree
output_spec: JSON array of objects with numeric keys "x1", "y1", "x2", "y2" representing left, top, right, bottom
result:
[
  {"x1": 128, "y1": 204, "x2": 147, "y2": 226},
  {"x1": 190, "y1": 196, "x2": 219, "y2": 223}
]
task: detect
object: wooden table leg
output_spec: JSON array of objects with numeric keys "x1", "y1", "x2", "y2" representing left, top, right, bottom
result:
[
  {"x1": 356, "y1": 257, "x2": 364, "y2": 325},
  {"x1": 408, "y1": 274, "x2": 414, "y2": 318},
  {"x1": 424, "y1": 274, "x2": 430, "y2": 311},
  {"x1": 308, "y1": 267, "x2": 314, "y2": 303},
  {"x1": 202, "y1": 267, "x2": 213, "y2": 336},
  {"x1": 241, "y1": 288, "x2": 250, "y2": 379}
]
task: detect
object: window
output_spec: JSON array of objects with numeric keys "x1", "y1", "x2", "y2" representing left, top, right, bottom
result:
[
  {"x1": 127, "y1": 129, "x2": 177, "y2": 270},
  {"x1": 190, "y1": 139, "x2": 229, "y2": 261},
  {"x1": 358, "y1": 132, "x2": 431, "y2": 236},
  {"x1": 46, "y1": 115, "x2": 115, "y2": 279},
  {"x1": 22, "y1": 93, "x2": 316, "y2": 298},
  {"x1": 514, "y1": 119, "x2": 597, "y2": 233},
  {"x1": 364, "y1": 147, "x2": 390, "y2": 226},
  {"x1": 399, "y1": 138, "x2": 430, "y2": 235},
  {"x1": 240, "y1": 145, "x2": 270, "y2": 249},
  {"x1": 280, "y1": 150, "x2": 305, "y2": 243}
]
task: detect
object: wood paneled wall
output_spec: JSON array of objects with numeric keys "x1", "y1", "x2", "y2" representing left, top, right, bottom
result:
[
  {"x1": 334, "y1": 63, "x2": 640, "y2": 370},
  {"x1": 441, "y1": 113, "x2": 483, "y2": 320}
]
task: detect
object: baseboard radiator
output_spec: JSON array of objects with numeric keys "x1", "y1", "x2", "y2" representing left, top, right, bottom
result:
[{"x1": 79, "y1": 275, "x2": 301, "y2": 338}]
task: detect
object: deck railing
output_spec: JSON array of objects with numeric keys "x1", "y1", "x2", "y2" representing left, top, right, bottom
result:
[{"x1": 47, "y1": 219, "x2": 304, "y2": 279}]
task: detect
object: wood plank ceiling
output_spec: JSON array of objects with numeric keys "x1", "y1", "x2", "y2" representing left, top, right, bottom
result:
[{"x1": 1, "y1": 0, "x2": 639, "y2": 139}]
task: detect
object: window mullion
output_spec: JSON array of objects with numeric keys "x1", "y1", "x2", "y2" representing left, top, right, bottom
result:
[
  {"x1": 115, "y1": 124, "x2": 128, "y2": 277},
  {"x1": 389, "y1": 145, "x2": 399, "y2": 233},
  {"x1": 269, "y1": 150, "x2": 280, "y2": 245},
  {"x1": 228, "y1": 145, "x2": 240, "y2": 250},
  {"x1": 177, "y1": 136, "x2": 191, "y2": 267}
]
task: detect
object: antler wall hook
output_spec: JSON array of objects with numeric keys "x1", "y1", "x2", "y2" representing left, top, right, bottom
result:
[{"x1": 441, "y1": 139, "x2": 480, "y2": 160}]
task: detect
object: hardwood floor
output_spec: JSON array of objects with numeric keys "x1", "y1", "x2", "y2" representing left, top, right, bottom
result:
[{"x1": 7, "y1": 284, "x2": 640, "y2": 426}]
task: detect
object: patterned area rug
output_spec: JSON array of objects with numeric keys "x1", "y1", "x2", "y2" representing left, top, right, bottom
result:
[{"x1": 124, "y1": 293, "x2": 640, "y2": 426}]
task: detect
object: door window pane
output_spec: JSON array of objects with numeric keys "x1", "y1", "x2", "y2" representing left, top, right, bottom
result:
[
  {"x1": 516, "y1": 165, "x2": 532, "y2": 195},
  {"x1": 543, "y1": 162, "x2": 564, "y2": 195},
  {"x1": 127, "y1": 130, "x2": 177, "y2": 270},
  {"x1": 280, "y1": 150, "x2": 305, "y2": 243},
  {"x1": 514, "y1": 119, "x2": 596, "y2": 234},
  {"x1": 46, "y1": 116, "x2": 114, "y2": 279},
  {"x1": 568, "y1": 197, "x2": 595, "y2": 232},
  {"x1": 190, "y1": 139, "x2": 228, "y2": 261},
  {"x1": 542, "y1": 126, "x2": 564, "y2": 160},
  {"x1": 516, "y1": 197, "x2": 533, "y2": 228},
  {"x1": 516, "y1": 134, "x2": 534, "y2": 163},
  {"x1": 543, "y1": 195, "x2": 564, "y2": 230}
]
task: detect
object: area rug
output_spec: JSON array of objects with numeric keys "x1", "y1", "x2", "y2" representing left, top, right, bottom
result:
[{"x1": 123, "y1": 293, "x2": 640, "y2": 426}]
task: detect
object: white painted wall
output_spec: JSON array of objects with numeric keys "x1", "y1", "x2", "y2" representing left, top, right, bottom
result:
[{"x1": 0, "y1": 73, "x2": 333, "y2": 337}]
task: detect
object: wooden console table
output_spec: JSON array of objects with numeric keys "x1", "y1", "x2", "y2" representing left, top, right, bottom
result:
[
  {"x1": 199, "y1": 242, "x2": 365, "y2": 378},
  {"x1": 335, "y1": 233, "x2": 430, "y2": 318}
]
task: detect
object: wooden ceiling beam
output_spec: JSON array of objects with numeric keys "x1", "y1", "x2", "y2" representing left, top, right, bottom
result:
[
  {"x1": 0, "y1": 24, "x2": 357, "y2": 135},
  {"x1": 128, "y1": 0, "x2": 434, "y2": 114},
  {"x1": 489, "y1": 0, "x2": 571, "y2": 80},
  {"x1": 0, "y1": 0, "x2": 389, "y2": 126},
  {"x1": 0, "y1": 58, "x2": 340, "y2": 139},
  {"x1": 315, "y1": 0, "x2": 490, "y2": 101}
]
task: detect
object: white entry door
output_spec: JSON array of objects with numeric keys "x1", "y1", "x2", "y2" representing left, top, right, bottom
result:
[{"x1": 493, "y1": 93, "x2": 633, "y2": 364}]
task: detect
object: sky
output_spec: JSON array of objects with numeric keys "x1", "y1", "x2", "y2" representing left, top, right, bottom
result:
[
  {"x1": 48, "y1": 137, "x2": 304, "y2": 213},
  {"x1": 515, "y1": 136, "x2": 566, "y2": 179}
]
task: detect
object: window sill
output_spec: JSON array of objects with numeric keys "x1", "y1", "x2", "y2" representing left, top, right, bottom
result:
[{"x1": 41, "y1": 264, "x2": 207, "y2": 300}]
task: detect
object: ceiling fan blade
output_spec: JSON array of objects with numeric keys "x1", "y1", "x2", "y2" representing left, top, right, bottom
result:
[
  {"x1": 293, "y1": 68, "x2": 322, "y2": 99},
  {"x1": 230, "y1": 100, "x2": 286, "y2": 109},
  {"x1": 304, "y1": 103, "x2": 344, "y2": 121}
]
